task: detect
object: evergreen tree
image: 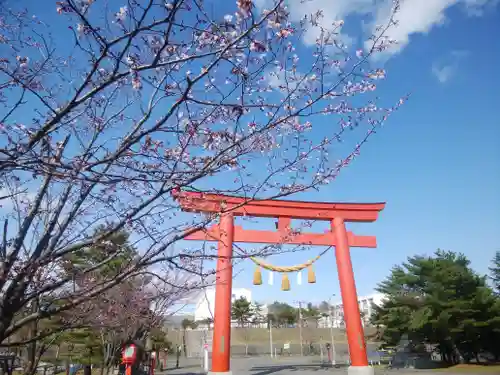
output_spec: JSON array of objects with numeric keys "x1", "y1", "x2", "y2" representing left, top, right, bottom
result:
[
  {"x1": 251, "y1": 302, "x2": 265, "y2": 325},
  {"x1": 489, "y1": 251, "x2": 500, "y2": 293},
  {"x1": 63, "y1": 226, "x2": 138, "y2": 278},
  {"x1": 198, "y1": 317, "x2": 213, "y2": 330},
  {"x1": 303, "y1": 303, "x2": 320, "y2": 318},
  {"x1": 373, "y1": 249, "x2": 500, "y2": 364},
  {"x1": 231, "y1": 297, "x2": 253, "y2": 327},
  {"x1": 267, "y1": 302, "x2": 297, "y2": 327},
  {"x1": 53, "y1": 227, "x2": 161, "y2": 373},
  {"x1": 149, "y1": 327, "x2": 172, "y2": 353},
  {"x1": 302, "y1": 303, "x2": 320, "y2": 327},
  {"x1": 181, "y1": 318, "x2": 196, "y2": 330},
  {"x1": 318, "y1": 301, "x2": 331, "y2": 315}
]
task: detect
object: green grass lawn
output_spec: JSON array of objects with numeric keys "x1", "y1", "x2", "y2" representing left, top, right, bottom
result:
[
  {"x1": 433, "y1": 364, "x2": 500, "y2": 373},
  {"x1": 370, "y1": 363, "x2": 500, "y2": 373}
]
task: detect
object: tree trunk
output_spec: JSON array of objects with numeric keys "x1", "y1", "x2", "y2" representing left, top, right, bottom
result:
[
  {"x1": 182, "y1": 330, "x2": 187, "y2": 357},
  {"x1": 475, "y1": 352, "x2": 480, "y2": 364},
  {"x1": 451, "y1": 344, "x2": 463, "y2": 364},
  {"x1": 440, "y1": 345, "x2": 449, "y2": 364},
  {"x1": 24, "y1": 299, "x2": 40, "y2": 375}
]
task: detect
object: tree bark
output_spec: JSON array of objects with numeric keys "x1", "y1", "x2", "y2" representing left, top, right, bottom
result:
[
  {"x1": 182, "y1": 330, "x2": 187, "y2": 357},
  {"x1": 24, "y1": 298, "x2": 40, "y2": 375},
  {"x1": 474, "y1": 352, "x2": 480, "y2": 364}
]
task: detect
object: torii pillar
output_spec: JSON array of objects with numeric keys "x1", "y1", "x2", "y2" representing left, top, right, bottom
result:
[{"x1": 173, "y1": 190, "x2": 385, "y2": 375}]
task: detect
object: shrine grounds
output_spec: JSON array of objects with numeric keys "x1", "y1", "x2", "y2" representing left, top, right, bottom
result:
[{"x1": 161, "y1": 356, "x2": 500, "y2": 375}]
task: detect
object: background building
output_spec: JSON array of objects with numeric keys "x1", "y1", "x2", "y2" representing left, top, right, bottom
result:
[
  {"x1": 189, "y1": 287, "x2": 384, "y2": 329},
  {"x1": 194, "y1": 286, "x2": 263, "y2": 326},
  {"x1": 317, "y1": 293, "x2": 386, "y2": 328},
  {"x1": 169, "y1": 289, "x2": 384, "y2": 358}
]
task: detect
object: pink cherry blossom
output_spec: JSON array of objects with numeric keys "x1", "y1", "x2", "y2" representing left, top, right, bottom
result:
[
  {"x1": 250, "y1": 40, "x2": 266, "y2": 52},
  {"x1": 0, "y1": 0, "x2": 406, "y2": 355},
  {"x1": 115, "y1": 6, "x2": 128, "y2": 22},
  {"x1": 237, "y1": 0, "x2": 253, "y2": 18}
]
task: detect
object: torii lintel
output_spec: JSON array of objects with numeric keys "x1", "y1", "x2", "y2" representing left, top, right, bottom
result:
[
  {"x1": 172, "y1": 190, "x2": 386, "y2": 222},
  {"x1": 183, "y1": 223, "x2": 377, "y2": 247}
]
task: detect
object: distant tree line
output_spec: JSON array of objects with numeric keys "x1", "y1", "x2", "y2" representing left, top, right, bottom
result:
[{"x1": 179, "y1": 297, "x2": 344, "y2": 331}]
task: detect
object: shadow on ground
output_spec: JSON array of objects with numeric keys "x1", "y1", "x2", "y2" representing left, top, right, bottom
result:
[
  {"x1": 163, "y1": 365, "x2": 202, "y2": 371},
  {"x1": 248, "y1": 364, "x2": 347, "y2": 375}
]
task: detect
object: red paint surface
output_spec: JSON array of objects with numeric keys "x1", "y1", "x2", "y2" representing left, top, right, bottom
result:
[
  {"x1": 211, "y1": 213, "x2": 234, "y2": 373},
  {"x1": 173, "y1": 190, "x2": 384, "y2": 222},
  {"x1": 173, "y1": 190, "x2": 383, "y2": 371},
  {"x1": 150, "y1": 356, "x2": 156, "y2": 375},
  {"x1": 333, "y1": 217, "x2": 369, "y2": 367},
  {"x1": 185, "y1": 224, "x2": 376, "y2": 247}
]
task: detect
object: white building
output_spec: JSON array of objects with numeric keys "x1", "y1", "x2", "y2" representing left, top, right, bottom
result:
[
  {"x1": 191, "y1": 287, "x2": 383, "y2": 329},
  {"x1": 317, "y1": 293, "x2": 386, "y2": 328},
  {"x1": 194, "y1": 286, "x2": 262, "y2": 326}
]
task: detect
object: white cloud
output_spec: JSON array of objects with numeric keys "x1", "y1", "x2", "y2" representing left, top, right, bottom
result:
[
  {"x1": 368, "y1": 0, "x2": 497, "y2": 58},
  {"x1": 462, "y1": 0, "x2": 500, "y2": 16},
  {"x1": 258, "y1": 0, "x2": 373, "y2": 47},
  {"x1": 431, "y1": 50, "x2": 469, "y2": 83},
  {"x1": 432, "y1": 63, "x2": 455, "y2": 83},
  {"x1": 255, "y1": 0, "x2": 498, "y2": 58},
  {"x1": 291, "y1": 0, "x2": 373, "y2": 46},
  {"x1": 368, "y1": 0, "x2": 457, "y2": 57}
]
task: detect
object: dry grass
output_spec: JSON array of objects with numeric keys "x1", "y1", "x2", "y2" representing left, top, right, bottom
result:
[
  {"x1": 434, "y1": 364, "x2": 500, "y2": 373},
  {"x1": 209, "y1": 327, "x2": 379, "y2": 345}
]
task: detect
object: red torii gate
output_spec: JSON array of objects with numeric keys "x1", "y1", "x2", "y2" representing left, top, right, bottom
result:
[{"x1": 173, "y1": 190, "x2": 385, "y2": 375}]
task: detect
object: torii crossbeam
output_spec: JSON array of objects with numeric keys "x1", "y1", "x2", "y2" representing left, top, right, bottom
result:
[{"x1": 173, "y1": 190, "x2": 385, "y2": 375}]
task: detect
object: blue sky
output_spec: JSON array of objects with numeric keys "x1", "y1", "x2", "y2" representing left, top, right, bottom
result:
[
  {"x1": 3, "y1": 0, "x2": 499, "y2": 308},
  {"x1": 216, "y1": 0, "x2": 500, "y2": 306}
]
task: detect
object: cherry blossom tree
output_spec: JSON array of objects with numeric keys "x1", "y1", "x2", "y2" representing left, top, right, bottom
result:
[
  {"x1": 14, "y1": 230, "x2": 192, "y2": 375},
  {"x1": 0, "y1": 0, "x2": 406, "y2": 352},
  {"x1": 62, "y1": 273, "x2": 178, "y2": 375}
]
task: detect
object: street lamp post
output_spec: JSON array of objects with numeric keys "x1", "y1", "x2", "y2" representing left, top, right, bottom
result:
[
  {"x1": 328, "y1": 294, "x2": 337, "y2": 366},
  {"x1": 298, "y1": 302, "x2": 304, "y2": 357},
  {"x1": 269, "y1": 317, "x2": 274, "y2": 358}
]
